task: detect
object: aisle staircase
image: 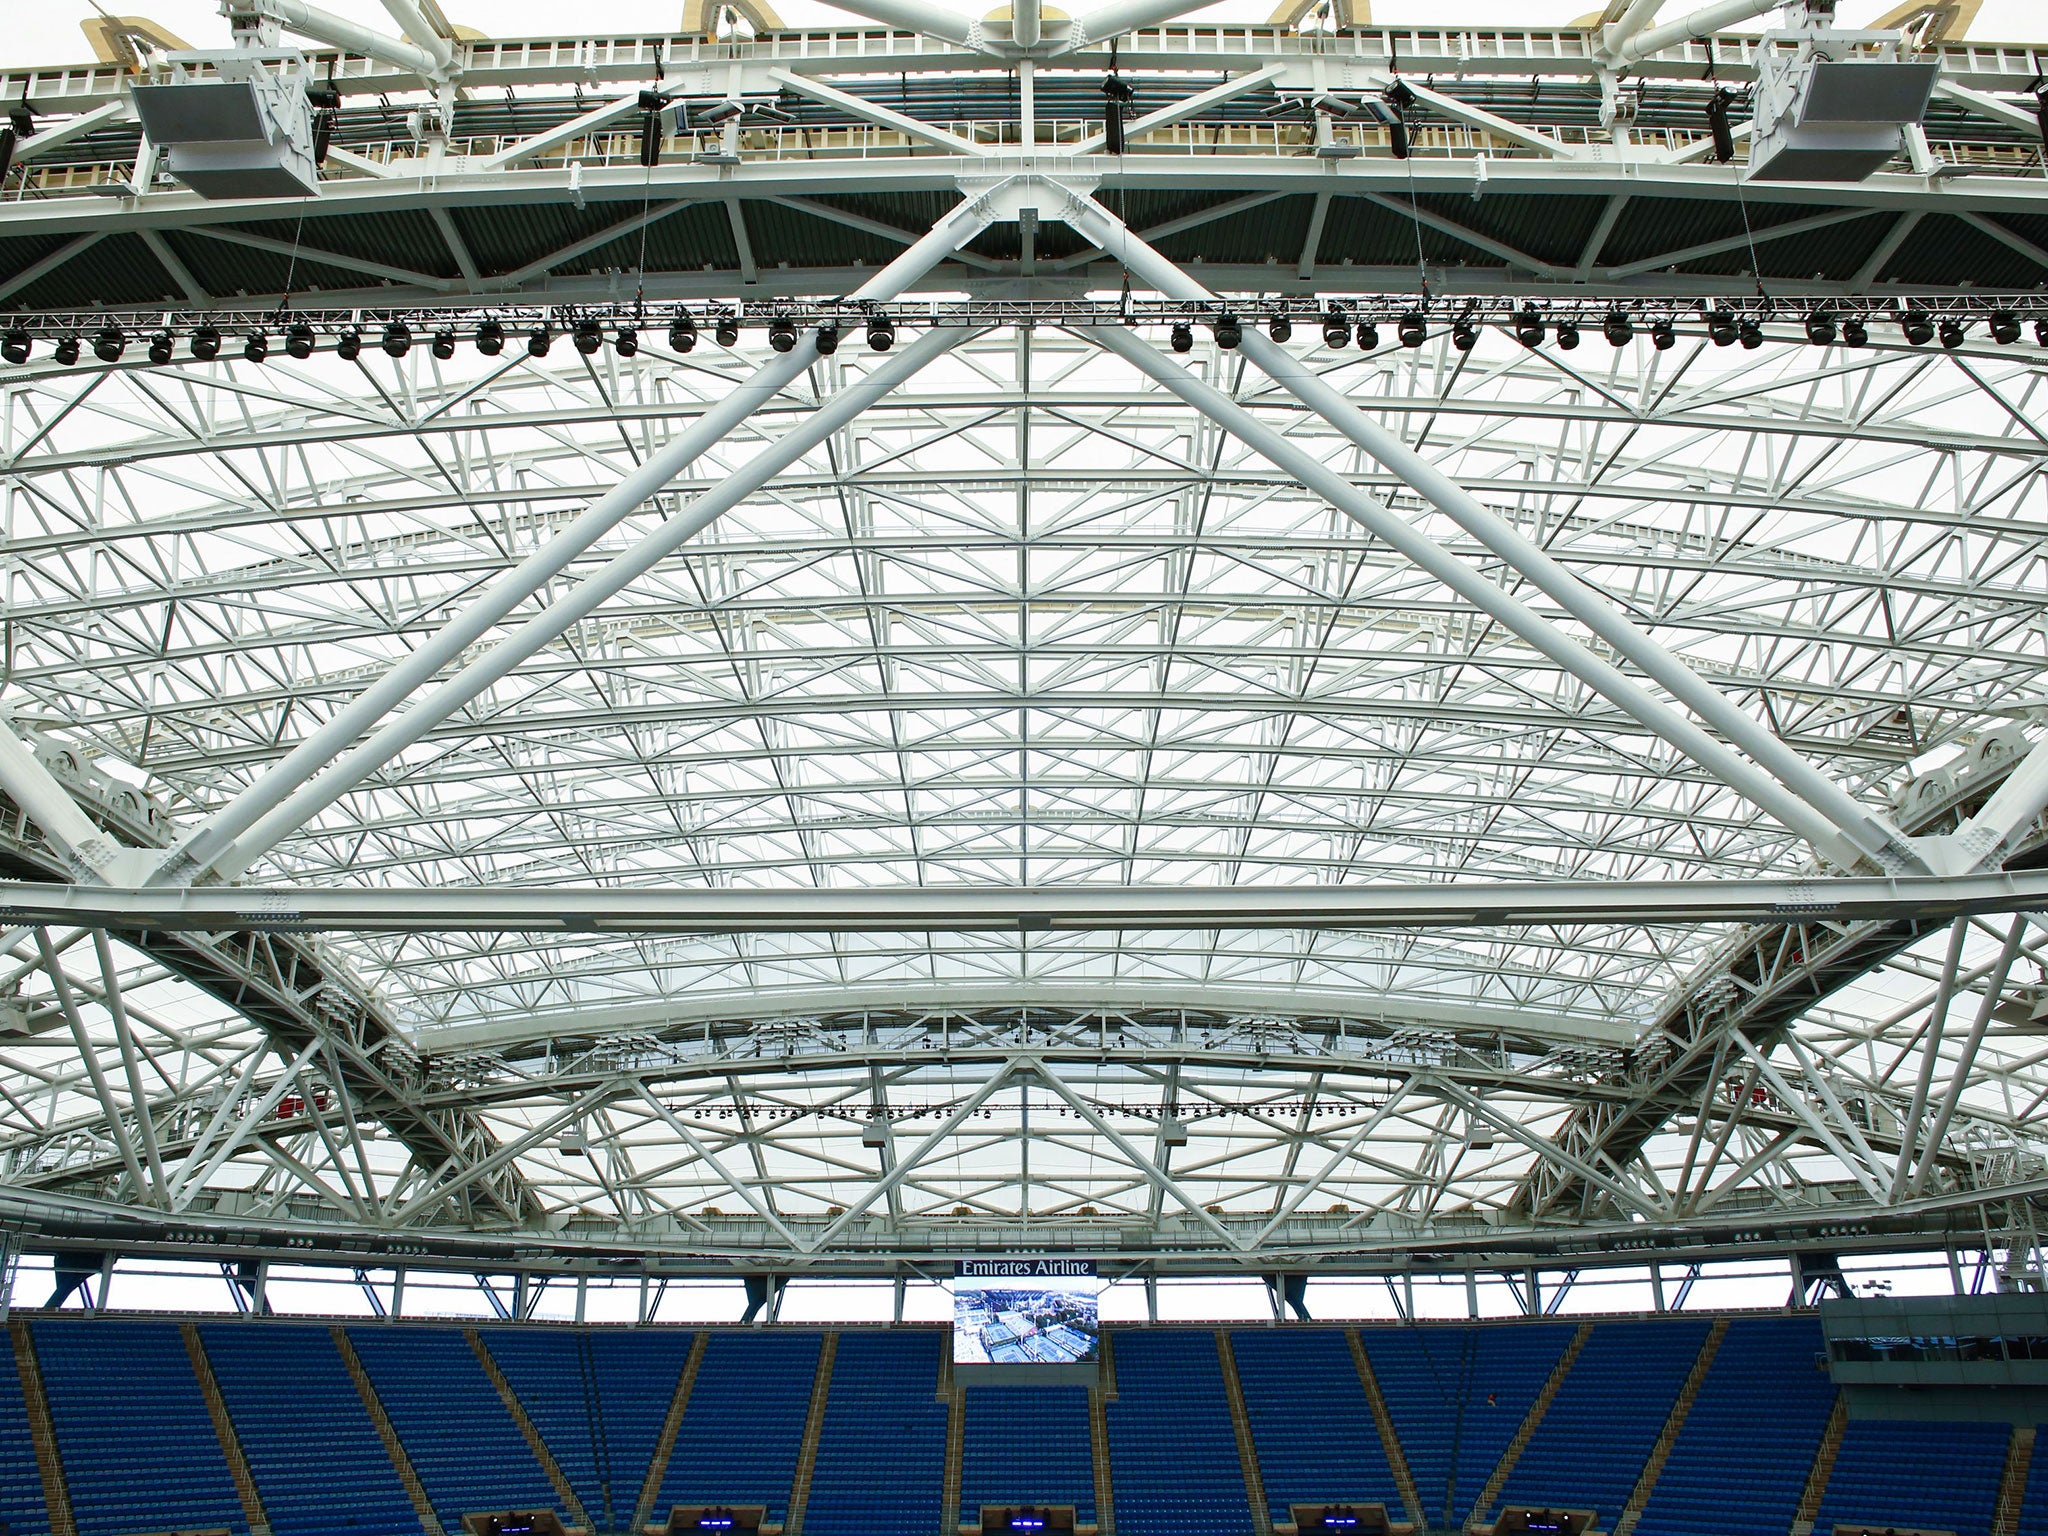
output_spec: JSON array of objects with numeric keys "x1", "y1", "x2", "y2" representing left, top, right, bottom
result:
[
  {"x1": 181, "y1": 1322, "x2": 273, "y2": 1536},
  {"x1": 1214, "y1": 1329, "x2": 1273, "y2": 1536},
  {"x1": 633, "y1": 1332, "x2": 707, "y2": 1534},
  {"x1": 332, "y1": 1324, "x2": 446, "y2": 1536},
  {"x1": 1466, "y1": 1321, "x2": 1595, "y2": 1529},
  {"x1": 1993, "y1": 1423, "x2": 2036, "y2": 1536},
  {"x1": 1089, "y1": 1335, "x2": 1117, "y2": 1536},
  {"x1": 782, "y1": 1331, "x2": 837, "y2": 1536},
  {"x1": 467, "y1": 1329, "x2": 591, "y2": 1530},
  {"x1": 1611, "y1": 1317, "x2": 1727, "y2": 1536},
  {"x1": 9, "y1": 1321, "x2": 75, "y2": 1536},
  {"x1": 1789, "y1": 1395, "x2": 1849, "y2": 1536},
  {"x1": 940, "y1": 1382, "x2": 966, "y2": 1536},
  {"x1": 1348, "y1": 1329, "x2": 1427, "y2": 1531}
]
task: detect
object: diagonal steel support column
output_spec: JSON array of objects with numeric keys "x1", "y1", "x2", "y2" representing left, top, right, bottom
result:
[
  {"x1": 215, "y1": 321, "x2": 977, "y2": 879},
  {"x1": 1891, "y1": 917, "x2": 1968, "y2": 1198},
  {"x1": 161, "y1": 190, "x2": 1002, "y2": 887},
  {"x1": 0, "y1": 718, "x2": 133, "y2": 883},
  {"x1": 1059, "y1": 189, "x2": 1922, "y2": 874},
  {"x1": 1908, "y1": 914, "x2": 2028, "y2": 1199}
]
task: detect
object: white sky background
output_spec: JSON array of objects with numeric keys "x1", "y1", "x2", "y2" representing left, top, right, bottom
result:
[{"x1": 9, "y1": 0, "x2": 2044, "y2": 65}]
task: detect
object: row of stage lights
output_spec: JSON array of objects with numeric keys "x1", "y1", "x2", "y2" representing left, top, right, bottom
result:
[{"x1": 6, "y1": 306, "x2": 2047, "y2": 368}]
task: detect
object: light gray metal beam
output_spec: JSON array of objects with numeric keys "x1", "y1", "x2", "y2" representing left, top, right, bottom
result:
[
  {"x1": 1908, "y1": 914, "x2": 2029, "y2": 1198},
  {"x1": 238, "y1": 0, "x2": 447, "y2": 78}
]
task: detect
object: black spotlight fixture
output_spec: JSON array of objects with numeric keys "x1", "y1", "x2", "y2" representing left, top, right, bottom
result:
[
  {"x1": 335, "y1": 327, "x2": 362, "y2": 361},
  {"x1": 1213, "y1": 312, "x2": 1242, "y2": 350},
  {"x1": 614, "y1": 326, "x2": 639, "y2": 358},
  {"x1": 1705, "y1": 87, "x2": 1736, "y2": 164},
  {"x1": 243, "y1": 330, "x2": 270, "y2": 362},
  {"x1": 0, "y1": 328, "x2": 28, "y2": 365},
  {"x1": 1803, "y1": 310, "x2": 1837, "y2": 346},
  {"x1": 1989, "y1": 310, "x2": 2020, "y2": 345},
  {"x1": 1650, "y1": 318, "x2": 1675, "y2": 351},
  {"x1": 714, "y1": 315, "x2": 740, "y2": 348},
  {"x1": 53, "y1": 335, "x2": 80, "y2": 366},
  {"x1": 668, "y1": 314, "x2": 697, "y2": 352},
  {"x1": 1382, "y1": 78, "x2": 1416, "y2": 161},
  {"x1": 865, "y1": 313, "x2": 894, "y2": 352},
  {"x1": 1268, "y1": 312, "x2": 1291, "y2": 344},
  {"x1": 527, "y1": 325, "x2": 553, "y2": 357},
  {"x1": 476, "y1": 318, "x2": 506, "y2": 356},
  {"x1": 380, "y1": 320, "x2": 410, "y2": 358},
  {"x1": 1169, "y1": 321, "x2": 1194, "y2": 353},
  {"x1": 93, "y1": 325, "x2": 126, "y2": 363},
  {"x1": 1900, "y1": 308, "x2": 1934, "y2": 346},
  {"x1": 1939, "y1": 316, "x2": 1966, "y2": 349},
  {"x1": 767, "y1": 314, "x2": 798, "y2": 353},
  {"x1": 285, "y1": 322, "x2": 316, "y2": 360},
  {"x1": 1450, "y1": 316, "x2": 1478, "y2": 351},
  {"x1": 431, "y1": 327, "x2": 457, "y2": 360},
  {"x1": 190, "y1": 325, "x2": 222, "y2": 361},
  {"x1": 1514, "y1": 307, "x2": 1544, "y2": 348},
  {"x1": 1356, "y1": 321, "x2": 1379, "y2": 350},
  {"x1": 1101, "y1": 71, "x2": 1135, "y2": 155},
  {"x1": 573, "y1": 317, "x2": 603, "y2": 356},
  {"x1": 2036, "y1": 318, "x2": 2048, "y2": 346},
  {"x1": 1320, "y1": 308, "x2": 1351, "y2": 348},
  {"x1": 1737, "y1": 318, "x2": 1763, "y2": 349},
  {"x1": 1603, "y1": 310, "x2": 1634, "y2": 347},
  {"x1": 1707, "y1": 309, "x2": 1738, "y2": 346},
  {"x1": 1555, "y1": 319, "x2": 1580, "y2": 350},
  {"x1": 1397, "y1": 310, "x2": 1427, "y2": 348},
  {"x1": 1842, "y1": 317, "x2": 1869, "y2": 348},
  {"x1": 814, "y1": 323, "x2": 838, "y2": 356},
  {"x1": 147, "y1": 329, "x2": 174, "y2": 365}
]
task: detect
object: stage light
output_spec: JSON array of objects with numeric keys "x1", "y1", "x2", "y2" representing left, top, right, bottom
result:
[
  {"x1": 1842, "y1": 317, "x2": 1868, "y2": 348},
  {"x1": 1603, "y1": 310, "x2": 1633, "y2": 346},
  {"x1": 767, "y1": 314, "x2": 798, "y2": 353},
  {"x1": 187, "y1": 325, "x2": 221, "y2": 362},
  {"x1": 1555, "y1": 320, "x2": 1579, "y2": 350},
  {"x1": 668, "y1": 315, "x2": 697, "y2": 352},
  {"x1": 715, "y1": 315, "x2": 740, "y2": 347},
  {"x1": 815, "y1": 323, "x2": 838, "y2": 356},
  {"x1": 1267, "y1": 313, "x2": 1291, "y2": 343},
  {"x1": 573, "y1": 317, "x2": 603, "y2": 356},
  {"x1": 1804, "y1": 311, "x2": 1837, "y2": 346},
  {"x1": 1650, "y1": 318, "x2": 1675, "y2": 350},
  {"x1": 285, "y1": 323, "x2": 316, "y2": 359},
  {"x1": 525, "y1": 325, "x2": 552, "y2": 357},
  {"x1": 1356, "y1": 321, "x2": 1379, "y2": 350},
  {"x1": 336, "y1": 328, "x2": 361, "y2": 361},
  {"x1": 1214, "y1": 312, "x2": 1242, "y2": 349},
  {"x1": 93, "y1": 325, "x2": 126, "y2": 363},
  {"x1": 865, "y1": 314, "x2": 894, "y2": 351},
  {"x1": 381, "y1": 320, "x2": 410, "y2": 358},
  {"x1": 1939, "y1": 316, "x2": 1966, "y2": 349},
  {"x1": 1900, "y1": 308, "x2": 1933, "y2": 346},
  {"x1": 243, "y1": 330, "x2": 269, "y2": 362},
  {"x1": 431, "y1": 327, "x2": 457, "y2": 360},
  {"x1": 1705, "y1": 87, "x2": 1736, "y2": 164},
  {"x1": 1707, "y1": 309, "x2": 1738, "y2": 346},
  {"x1": 1514, "y1": 307, "x2": 1544, "y2": 347},
  {"x1": 1398, "y1": 311, "x2": 1427, "y2": 347},
  {"x1": 0, "y1": 328, "x2": 28, "y2": 365},
  {"x1": 1169, "y1": 321, "x2": 1194, "y2": 353},
  {"x1": 1320, "y1": 308, "x2": 1350, "y2": 348},
  {"x1": 1450, "y1": 316, "x2": 1477, "y2": 351},
  {"x1": 1990, "y1": 310, "x2": 2020, "y2": 345},
  {"x1": 2037, "y1": 318, "x2": 2048, "y2": 346},
  {"x1": 614, "y1": 326, "x2": 639, "y2": 358},
  {"x1": 53, "y1": 336, "x2": 79, "y2": 366},
  {"x1": 147, "y1": 330, "x2": 174, "y2": 365},
  {"x1": 476, "y1": 319, "x2": 506, "y2": 356},
  {"x1": 1738, "y1": 318, "x2": 1763, "y2": 349},
  {"x1": 1383, "y1": 79, "x2": 1415, "y2": 160}
]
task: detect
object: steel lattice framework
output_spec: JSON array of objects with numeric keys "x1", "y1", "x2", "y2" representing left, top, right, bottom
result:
[{"x1": 0, "y1": 0, "x2": 2046, "y2": 1290}]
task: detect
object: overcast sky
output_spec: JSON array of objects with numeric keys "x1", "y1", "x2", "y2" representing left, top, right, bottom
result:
[{"x1": 11, "y1": 0, "x2": 2043, "y2": 66}]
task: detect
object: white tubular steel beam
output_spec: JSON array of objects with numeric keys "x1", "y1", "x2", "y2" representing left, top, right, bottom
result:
[
  {"x1": 1078, "y1": 318, "x2": 1874, "y2": 870},
  {"x1": 219, "y1": 320, "x2": 978, "y2": 878},
  {"x1": 1013, "y1": 0, "x2": 1044, "y2": 49},
  {"x1": 1062, "y1": 192, "x2": 1921, "y2": 875},
  {"x1": 1614, "y1": 0, "x2": 1784, "y2": 65},
  {"x1": 1889, "y1": 919, "x2": 1966, "y2": 1197},
  {"x1": 480, "y1": 91, "x2": 651, "y2": 172},
  {"x1": 1908, "y1": 915, "x2": 2029, "y2": 1198},
  {"x1": 378, "y1": 0, "x2": 456, "y2": 72},
  {"x1": 35, "y1": 929, "x2": 151, "y2": 1205},
  {"x1": 1948, "y1": 736, "x2": 2048, "y2": 873},
  {"x1": 1391, "y1": 78, "x2": 1584, "y2": 160},
  {"x1": 816, "y1": 0, "x2": 984, "y2": 48},
  {"x1": 767, "y1": 69, "x2": 991, "y2": 155},
  {"x1": 1059, "y1": 0, "x2": 1218, "y2": 49},
  {"x1": 10, "y1": 869, "x2": 2047, "y2": 936},
  {"x1": 0, "y1": 719, "x2": 122, "y2": 881},
  {"x1": 1598, "y1": 0, "x2": 1667, "y2": 62},
  {"x1": 9, "y1": 103, "x2": 130, "y2": 164},
  {"x1": 162, "y1": 191, "x2": 1000, "y2": 887},
  {"x1": 1068, "y1": 64, "x2": 1287, "y2": 155},
  {"x1": 246, "y1": 0, "x2": 446, "y2": 78}
]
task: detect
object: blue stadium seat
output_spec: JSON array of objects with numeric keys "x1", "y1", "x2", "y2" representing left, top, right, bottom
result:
[
  {"x1": 1634, "y1": 1317, "x2": 1837, "y2": 1536},
  {"x1": 480, "y1": 1325, "x2": 694, "y2": 1528},
  {"x1": 1230, "y1": 1329, "x2": 1399, "y2": 1525},
  {"x1": 657, "y1": 1330, "x2": 822, "y2": 1521},
  {"x1": 804, "y1": 1331, "x2": 949, "y2": 1536},
  {"x1": 347, "y1": 1326, "x2": 560, "y2": 1530},
  {"x1": 1104, "y1": 1330, "x2": 1255, "y2": 1535},
  {"x1": 960, "y1": 1384, "x2": 1095, "y2": 1525},
  {"x1": 0, "y1": 1335, "x2": 50, "y2": 1536},
  {"x1": 1815, "y1": 1418, "x2": 2011, "y2": 1536},
  {"x1": 202, "y1": 1322, "x2": 419, "y2": 1536},
  {"x1": 33, "y1": 1318, "x2": 246, "y2": 1536}
]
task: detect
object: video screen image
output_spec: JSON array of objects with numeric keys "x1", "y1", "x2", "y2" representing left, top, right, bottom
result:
[{"x1": 952, "y1": 1275, "x2": 1099, "y2": 1365}]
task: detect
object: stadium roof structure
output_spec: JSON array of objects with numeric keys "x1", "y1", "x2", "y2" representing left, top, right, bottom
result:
[{"x1": 1, "y1": 0, "x2": 2047, "y2": 1297}]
